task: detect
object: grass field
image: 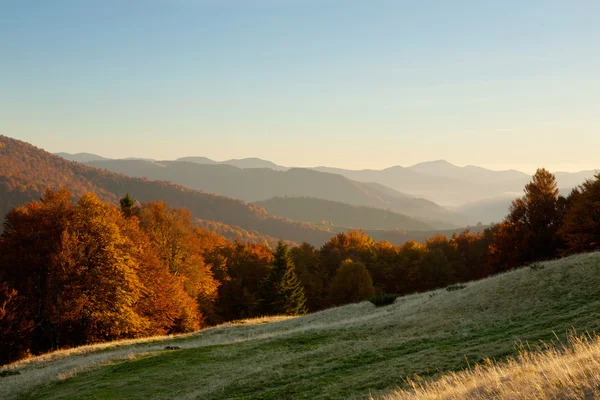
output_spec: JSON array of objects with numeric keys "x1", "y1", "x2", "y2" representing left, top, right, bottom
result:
[
  {"x1": 2, "y1": 252, "x2": 600, "y2": 399},
  {"x1": 385, "y1": 334, "x2": 600, "y2": 399}
]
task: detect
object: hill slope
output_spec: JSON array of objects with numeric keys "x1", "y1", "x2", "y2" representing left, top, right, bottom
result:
[
  {"x1": 4, "y1": 252, "x2": 600, "y2": 400},
  {"x1": 0, "y1": 136, "x2": 332, "y2": 246},
  {"x1": 85, "y1": 159, "x2": 464, "y2": 228},
  {"x1": 254, "y1": 196, "x2": 435, "y2": 231}
]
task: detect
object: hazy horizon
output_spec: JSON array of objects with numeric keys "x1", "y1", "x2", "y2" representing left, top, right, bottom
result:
[
  {"x1": 2, "y1": 1, "x2": 599, "y2": 173},
  {"x1": 52, "y1": 148, "x2": 599, "y2": 175}
]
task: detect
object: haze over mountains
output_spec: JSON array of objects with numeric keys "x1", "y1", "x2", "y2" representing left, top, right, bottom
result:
[
  {"x1": 254, "y1": 197, "x2": 435, "y2": 231},
  {"x1": 56, "y1": 152, "x2": 598, "y2": 225},
  {"x1": 2, "y1": 136, "x2": 468, "y2": 249},
  {"x1": 80, "y1": 159, "x2": 463, "y2": 228}
]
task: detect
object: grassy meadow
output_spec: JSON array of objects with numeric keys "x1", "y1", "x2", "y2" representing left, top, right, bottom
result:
[{"x1": 2, "y1": 252, "x2": 600, "y2": 400}]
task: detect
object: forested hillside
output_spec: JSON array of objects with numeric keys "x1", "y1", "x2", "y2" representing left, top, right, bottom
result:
[{"x1": 0, "y1": 136, "x2": 332, "y2": 245}]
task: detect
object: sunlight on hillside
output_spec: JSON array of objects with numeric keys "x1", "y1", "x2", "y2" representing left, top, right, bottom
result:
[{"x1": 383, "y1": 334, "x2": 600, "y2": 400}]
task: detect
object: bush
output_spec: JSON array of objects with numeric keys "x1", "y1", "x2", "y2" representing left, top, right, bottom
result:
[
  {"x1": 529, "y1": 262, "x2": 545, "y2": 271},
  {"x1": 446, "y1": 284, "x2": 468, "y2": 292},
  {"x1": 368, "y1": 293, "x2": 398, "y2": 307}
]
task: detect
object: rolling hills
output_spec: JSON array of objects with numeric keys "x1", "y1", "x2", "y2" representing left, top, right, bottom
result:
[
  {"x1": 56, "y1": 152, "x2": 598, "y2": 217},
  {"x1": 313, "y1": 165, "x2": 528, "y2": 207},
  {"x1": 0, "y1": 136, "x2": 332, "y2": 246},
  {"x1": 253, "y1": 196, "x2": 435, "y2": 231},
  {"x1": 3, "y1": 252, "x2": 600, "y2": 400},
  {"x1": 84, "y1": 159, "x2": 464, "y2": 228}
]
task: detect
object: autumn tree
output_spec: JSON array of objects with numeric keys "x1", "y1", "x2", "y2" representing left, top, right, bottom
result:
[
  {"x1": 0, "y1": 188, "x2": 74, "y2": 353},
  {"x1": 369, "y1": 241, "x2": 399, "y2": 294},
  {"x1": 0, "y1": 190, "x2": 153, "y2": 354},
  {"x1": 138, "y1": 201, "x2": 219, "y2": 330},
  {"x1": 290, "y1": 242, "x2": 326, "y2": 311},
  {"x1": 58, "y1": 193, "x2": 147, "y2": 342},
  {"x1": 215, "y1": 241, "x2": 273, "y2": 321},
  {"x1": 116, "y1": 213, "x2": 185, "y2": 335},
  {"x1": 560, "y1": 174, "x2": 600, "y2": 252},
  {"x1": 490, "y1": 168, "x2": 565, "y2": 270},
  {"x1": 451, "y1": 230, "x2": 490, "y2": 281},
  {"x1": 0, "y1": 283, "x2": 34, "y2": 364},
  {"x1": 395, "y1": 241, "x2": 426, "y2": 294},
  {"x1": 416, "y1": 249, "x2": 454, "y2": 291},
  {"x1": 320, "y1": 230, "x2": 376, "y2": 279},
  {"x1": 327, "y1": 259, "x2": 375, "y2": 306},
  {"x1": 260, "y1": 242, "x2": 307, "y2": 316}
]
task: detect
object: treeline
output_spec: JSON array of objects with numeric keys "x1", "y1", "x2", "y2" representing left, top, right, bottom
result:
[{"x1": 1, "y1": 169, "x2": 599, "y2": 365}]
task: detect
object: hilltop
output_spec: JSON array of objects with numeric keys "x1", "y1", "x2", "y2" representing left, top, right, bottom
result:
[
  {"x1": 0, "y1": 136, "x2": 332, "y2": 245},
  {"x1": 4, "y1": 252, "x2": 600, "y2": 400}
]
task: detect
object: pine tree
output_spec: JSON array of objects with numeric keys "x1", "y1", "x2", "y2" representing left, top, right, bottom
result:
[
  {"x1": 119, "y1": 193, "x2": 138, "y2": 218},
  {"x1": 260, "y1": 241, "x2": 307, "y2": 316}
]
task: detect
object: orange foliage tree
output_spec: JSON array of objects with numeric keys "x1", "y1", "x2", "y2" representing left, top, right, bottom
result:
[
  {"x1": 328, "y1": 259, "x2": 375, "y2": 306},
  {"x1": 559, "y1": 174, "x2": 600, "y2": 252}
]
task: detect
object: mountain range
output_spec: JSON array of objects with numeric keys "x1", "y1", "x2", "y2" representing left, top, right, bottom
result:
[
  {"x1": 57, "y1": 152, "x2": 598, "y2": 209},
  {"x1": 82, "y1": 159, "x2": 463, "y2": 228}
]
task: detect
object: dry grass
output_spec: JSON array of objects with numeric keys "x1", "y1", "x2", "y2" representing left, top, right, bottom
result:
[{"x1": 383, "y1": 333, "x2": 600, "y2": 400}]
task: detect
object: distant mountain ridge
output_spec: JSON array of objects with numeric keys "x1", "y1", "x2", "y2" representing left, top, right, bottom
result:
[
  {"x1": 253, "y1": 196, "x2": 435, "y2": 231},
  {"x1": 56, "y1": 153, "x2": 288, "y2": 170},
  {"x1": 55, "y1": 152, "x2": 110, "y2": 163},
  {"x1": 84, "y1": 159, "x2": 464, "y2": 228},
  {"x1": 56, "y1": 152, "x2": 598, "y2": 223}
]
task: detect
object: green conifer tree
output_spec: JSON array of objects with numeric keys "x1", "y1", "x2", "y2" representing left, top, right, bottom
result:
[
  {"x1": 119, "y1": 193, "x2": 138, "y2": 218},
  {"x1": 260, "y1": 241, "x2": 307, "y2": 315}
]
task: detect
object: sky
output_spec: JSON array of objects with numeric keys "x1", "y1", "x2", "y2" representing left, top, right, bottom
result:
[{"x1": 1, "y1": 0, "x2": 599, "y2": 173}]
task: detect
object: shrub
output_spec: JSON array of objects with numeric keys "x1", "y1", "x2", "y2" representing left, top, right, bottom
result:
[
  {"x1": 529, "y1": 262, "x2": 545, "y2": 271},
  {"x1": 368, "y1": 293, "x2": 398, "y2": 307},
  {"x1": 446, "y1": 284, "x2": 468, "y2": 292}
]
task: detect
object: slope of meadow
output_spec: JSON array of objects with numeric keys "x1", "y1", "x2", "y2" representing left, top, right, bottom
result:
[{"x1": 2, "y1": 252, "x2": 600, "y2": 400}]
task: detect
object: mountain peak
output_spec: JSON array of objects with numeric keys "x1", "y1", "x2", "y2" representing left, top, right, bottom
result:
[{"x1": 409, "y1": 160, "x2": 457, "y2": 168}]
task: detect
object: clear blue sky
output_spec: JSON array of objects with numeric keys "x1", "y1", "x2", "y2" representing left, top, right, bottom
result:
[{"x1": 1, "y1": 0, "x2": 599, "y2": 172}]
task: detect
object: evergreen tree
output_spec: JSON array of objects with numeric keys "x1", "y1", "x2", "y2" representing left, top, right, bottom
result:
[
  {"x1": 260, "y1": 241, "x2": 307, "y2": 316},
  {"x1": 119, "y1": 193, "x2": 138, "y2": 218}
]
